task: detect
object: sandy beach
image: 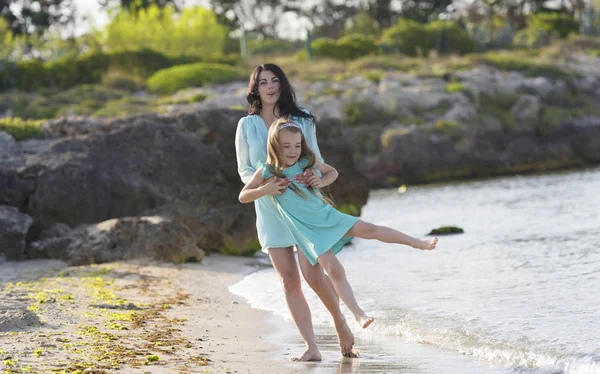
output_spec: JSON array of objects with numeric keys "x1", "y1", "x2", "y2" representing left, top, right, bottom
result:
[{"x1": 0, "y1": 254, "x2": 310, "y2": 374}]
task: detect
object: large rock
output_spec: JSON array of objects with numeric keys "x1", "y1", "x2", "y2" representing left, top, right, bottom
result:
[
  {"x1": 0, "y1": 205, "x2": 33, "y2": 261},
  {"x1": 30, "y1": 215, "x2": 204, "y2": 265},
  {"x1": 365, "y1": 119, "x2": 600, "y2": 188},
  {"x1": 0, "y1": 109, "x2": 368, "y2": 261},
  {"x1": 511, "y1": 94, "x2": 541, "y2": 128},
  {"x1": 23, "y1": 111, "x2": 243, "y2": 228},
  {"x1": 0, "y1": 165, "x2": 35, "y2": 209},
  {"x1": 0, "y1": 132, "x2": 18, "y2": 157}
]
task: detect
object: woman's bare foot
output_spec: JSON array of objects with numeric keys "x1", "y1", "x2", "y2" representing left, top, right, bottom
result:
[
  {"x1": 415, "y1": 237, "x2": 438, "y2": 251},
  {"x1": 335, "y1": 319, "x2": 355, "y2": 356},
  {"x1": 290, "y1": 347, "x2": 322, "y2": 362},
  {"x1": 356, "y1": 314, "x2": 375, "y2": 329}
]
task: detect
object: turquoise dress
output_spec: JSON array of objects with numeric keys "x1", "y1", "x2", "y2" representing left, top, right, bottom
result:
[
  {"x1": 259, "y1": 158, "x2": 359, "y2": 266},
  {"x1": 235, "y1": 112, "x2": 325, "y2": 253}
]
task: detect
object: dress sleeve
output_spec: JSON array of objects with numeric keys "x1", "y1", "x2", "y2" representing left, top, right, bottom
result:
[
  {"x1": 302, "y1": 111, "x2": 324, "y2": 164},
  {"x1": 235, "y1": 117, "x2": 256, "y2": 184},
  {"x1": 257, "y1": 161, "x2": 274, "y2": 179}
]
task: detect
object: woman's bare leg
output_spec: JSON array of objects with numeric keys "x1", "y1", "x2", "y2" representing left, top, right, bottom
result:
[
  {"x1": 316, "y1": 251, "x2": 374, "y2": 329},
  {"x1": 268, "y1": 247, "x2": 322, "y2": 362},
  {"x1": 347, "y1": 220, "x2": 438, "y2": 250},
  {"x1": 297, "y1": 250, "x2": 356, "y2": 356}
]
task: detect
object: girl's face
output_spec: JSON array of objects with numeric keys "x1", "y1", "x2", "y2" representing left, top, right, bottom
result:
[
  {"x1": 257, "y1": 70, "x2": 280, "y2": 107},
  {"x1": 277, "y1": 129, "x2": 302, "y2": 167}
]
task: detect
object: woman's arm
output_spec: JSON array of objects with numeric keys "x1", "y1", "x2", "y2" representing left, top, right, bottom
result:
[
  {"x1": 235, "y1": 118, "x2": 256, "y2": 184},
  {"x1": 239, "y1": 168, "x2": 288, "y2": 203},
  {"x1": 303, "y1": 113, "x2": 324, "y2": 164}
]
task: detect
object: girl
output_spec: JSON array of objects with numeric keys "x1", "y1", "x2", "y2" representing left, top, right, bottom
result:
[{"x1": 239, "y1": 118, "x2": 438, "y2": 330}]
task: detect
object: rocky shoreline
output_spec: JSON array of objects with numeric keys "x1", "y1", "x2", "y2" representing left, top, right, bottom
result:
[{"x1": 2, "y1": 55, "x2": 600, "y2": 264}]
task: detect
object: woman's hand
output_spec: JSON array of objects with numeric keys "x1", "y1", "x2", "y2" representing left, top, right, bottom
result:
[{"x1": 261, "y1": 177, "x2": 290, "y2": 196}]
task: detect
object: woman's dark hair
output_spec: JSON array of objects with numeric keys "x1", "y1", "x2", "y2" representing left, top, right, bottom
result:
[{"x1": 246, "y1": 63, "x2": 315, "y2": 122}]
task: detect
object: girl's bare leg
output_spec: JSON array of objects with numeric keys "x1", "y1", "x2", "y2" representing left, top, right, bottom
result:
[
  {"x1": 269, "y1": 247, "x2": 322, "y2": 362},
  {"x1": 347, "y1": 220, "x2": 438, "y2": 250},
  {"x1": 297, "y1": 250, "x2": 356, "y2": 356},
  {"x1": 316, "y1": 251, "x2": 374, "y2": 329}
]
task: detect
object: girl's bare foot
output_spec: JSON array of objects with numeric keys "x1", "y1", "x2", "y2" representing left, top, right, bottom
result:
[
  {"x1": 356, "y1": 314, "x2": 375, "y2": 329},
  {"x1": 335, "y1": 319, "x2": 355, "y2": 356},
  {"x1": 343, "y1": 348, "x2": 360, "y2": 358},
  {"x1": 290, "y1": 347, "x2": 322, "y2": 362},
  {"x1": 415, "y1": 237, "x2": 438, "y2": 251}
]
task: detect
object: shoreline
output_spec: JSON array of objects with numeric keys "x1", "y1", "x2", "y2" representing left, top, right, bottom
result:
[{"x1": 0, "y1": 254, "x2": 305, "y2": 373}]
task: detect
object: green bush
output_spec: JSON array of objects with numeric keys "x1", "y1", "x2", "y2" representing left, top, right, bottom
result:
[
  {"x1": 364, "y1": 70, "x2": 384, "y2": 83},
  {"x1": 336, "y1": 34, "x2": 380, "y2": 60},
  {"x1": 380, "y1": 18, "x2": 430, "y2": 56},
  {"x1": 147, "y1": 63, "x2": 246, "y2": 94},
  {"x1": 514, "y1": 28, "x2": 551, "y2": 48},
  {"x1": 0, "y1": 49, "x2": 209, "y2": 92},
  {"x1": 529, "y1": 13, "x2": 580, "y2": 39},
  {"x1": 381, "y1": 127, "x2": 411, "y2": 148},
  {"x1": 248, "y1": 38, "x2": 302, "y2": 55},
  {"x1": 427, "y1": 21, "x2": 477, "y2": 54},
  {"x1": 479, "y1": 52, "x2": 572, "y2": 80},
  {"x1": 311, "y1": 34, "x2": 379, "y2": 60},
  {"x1": 429, "y1": 119, "x2": 466, "y2": 137},
  {"x1": 102, "y1": 71, "x2": 146, "y2": 91},
  {"x1": 445, "y1": 82, "x2": 467, "y2": 94},
  {"x1": 311, "y1": 38, "x2": 342, "y2": 59},
  {"x1": 0, "y1": 117, "x2": 44, "y2": 140},
  {"x1": 380, "y1": 19, "x2": 474, "y2": 56}
]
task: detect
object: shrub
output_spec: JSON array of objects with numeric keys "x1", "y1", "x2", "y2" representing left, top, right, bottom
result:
[
  {"x1": 248, "y1": 37, "x2": 302, "y2": 55},
  {"x1": 0, "y1": 117, "x2": 44, "y2": 140},
  {"x1": 445, "y1": 82, "x2": 467, "y2": 94},
  {"x1": 380, "y1": 19, "x2": 474, "y2": 56},
  {"x1": 147, "y1": 63, "x2": 246, "y2": 94},
  {"x1": 479, "y1": 52, "x2": 572, "y2": 80},
  {"x1": 312, "y1": 34, "x2": 379, "y2": 61},
  {"x1": 102, "y1": 71, "x2": 146, "y2": 91},
  {"x1": 429, "y1": 119, "x2": 466, "y2": 137},
  {"x1": 336, "y1": 34, "x2": 380, "y2": 60},
  {"x1": 427, "y1": 21, "x2": 477, "y2": 54},
  {"x1": 529, "y1": 13, "x2": 580, "y2": 39},
  {"x1": 0, "y1": 49, "x2": 210, "y2": 92},
  {"x1": 380, "y1": 18, "x2": 430, "y2": 56},
  {"x1": 311, "y1": 38, "x2": 342, "y2": 60},
  {"x1": 364, "y1": 70, "x2": 384, "y2": 83},
  {"x1": 514, "y1": 28, "x2": 551, "y2": 48},
  {"x1": 381, "y1": 127, "x2": 411, "y2": 148}
]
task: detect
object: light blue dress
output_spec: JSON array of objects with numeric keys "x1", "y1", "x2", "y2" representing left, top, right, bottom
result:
[
  {"x1": 259, "y1": 157, "x2": 358, "y2": 266},
  {"x1": 235, "y1": 112, "x2": 324, "y2": 253}
]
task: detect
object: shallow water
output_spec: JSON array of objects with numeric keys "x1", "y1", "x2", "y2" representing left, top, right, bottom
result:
[{"x1": 231, "y1": 167, "x2": 600, "y2": 374}]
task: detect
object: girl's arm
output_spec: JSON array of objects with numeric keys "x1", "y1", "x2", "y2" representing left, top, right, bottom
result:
[
  {"x1": 304, "y1": 162, "x2": 338, "y2": 189},
  {"x1": 239, "y1": 168, "x2": 288, "y2": 203}
]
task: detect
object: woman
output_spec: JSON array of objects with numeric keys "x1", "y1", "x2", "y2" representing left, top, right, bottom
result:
[{"x1": 235, "y1": 63, "x2": 355, "y2": 361}]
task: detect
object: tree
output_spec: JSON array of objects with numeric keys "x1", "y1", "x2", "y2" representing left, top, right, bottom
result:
[
  {"x1": 398, "y1": 0, "x2": 454, "y2": 22},
  {"x1": 0, "y1": 0, "x2": 75, "y2": 36},
  {"x1": 101, "y1": 5, "x2": 227, "y2": 57},
  {"x1": 366, "y1": 0, "x2": 396, "y2": 28},
  {"x1": 99, "y1": 0, "x2": 179, "y2": 13},
  {"x1": 209, "y1": 0, "x2": 287, "y2": 38}
]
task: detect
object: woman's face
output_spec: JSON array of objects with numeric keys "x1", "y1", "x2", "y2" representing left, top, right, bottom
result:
[{"x1": 257, "y1": 69, "x2": 280, "y2": 107}]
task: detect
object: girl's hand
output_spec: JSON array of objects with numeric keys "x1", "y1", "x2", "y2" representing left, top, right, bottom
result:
[
  {"x1": 294, "y1": 169, "x2": 315, "y2": 186},
  {"x1": 262, "y1": 177, "x2": 289, "y2": 196},
  {"x1": 306, "y1": 175, "x2": 324, "y2": 188}
]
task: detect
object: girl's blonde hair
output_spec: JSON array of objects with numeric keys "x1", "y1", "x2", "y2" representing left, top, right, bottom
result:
[{"x1": 265, "y1": 117, "x2": 333, "y2": 205}]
